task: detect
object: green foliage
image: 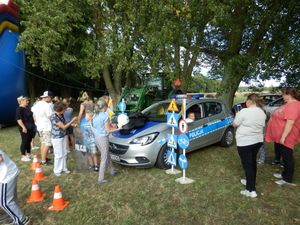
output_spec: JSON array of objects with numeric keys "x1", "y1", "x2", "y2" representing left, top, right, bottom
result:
[{"x1": 188, "y1": 74, "x2": 220, "y2": 93}]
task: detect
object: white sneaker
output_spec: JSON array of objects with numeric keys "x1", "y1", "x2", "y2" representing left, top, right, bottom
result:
[
  {"x1": 21, "y1": 155, "x2": 31, "y2": 162},
  {"x1": 240, "y1": 179, "x2": 246, "y2": 186},
  {"x1": 247, "y1": 191, "x2": 258, "y2": 198},
  {"x1": 273, "y1": 173, "x2": 282, "y2": 179},
  {"x1": 240, "y1": 189, "x2": 257, "y2": 198},
  {"x1": 275, "y1": 179, "x2": 296, "y2": 186},
  {"x1": 63, "y1": 170, "x2": 71, "y2": 174},
  {"x1": 240, "y1": 190, "x2": 250, "y2": 196}
]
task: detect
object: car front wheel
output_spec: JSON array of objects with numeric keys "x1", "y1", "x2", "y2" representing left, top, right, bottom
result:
[
  {"x1": 220, "y1": 127, "x2": 234, "y2": 147},
  {"x1": 156, "y1": 145, "x2": 172, "y2": 169}
]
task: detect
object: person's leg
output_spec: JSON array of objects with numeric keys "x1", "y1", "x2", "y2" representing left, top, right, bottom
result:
[
  {"x1": 273, "y1": 143, "x2": 281, "y2": 163},
  {"x1": 24, "y1": 131, "x2": 33, "y2": 156},
  {"x1": 40, "y1": 131, "x2": 50, "y2": 163},
  {"x1": 52, "y1": 138, "x2": 64, "y2": 175},
  {"x1": 62, "y1": 136, "x2": 69, "y2": 172},
  {"x1": 279, "y1": 144, "x2": 294, "y2": 183},
  {"x1": 238, "y1": 145, "x2": 256, "y2": 192},
  {"x1": 251, "y1": 143, "x2": 261, "y2": 187},
  {"x1": 95, "y1": 136, "x2": 109, "y2": 181},
  {"x1": 19, "y1": 132, "x2": 27, "y2": 157},
  {"x1": 257, "y1": 143, "x2": 265, "y2": 163},
  {"x1": 0, "y1": 178, "x2": 28, "y2": 225}
]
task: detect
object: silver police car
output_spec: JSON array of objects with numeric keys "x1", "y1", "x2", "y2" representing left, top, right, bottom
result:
[{"x1": 109, "y1": 98, "x2": 234, "y2": 169}]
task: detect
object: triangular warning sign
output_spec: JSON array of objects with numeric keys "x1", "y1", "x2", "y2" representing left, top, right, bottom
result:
[{"x1": 168, "y1": 99, "x2": 179, "y2": 112}]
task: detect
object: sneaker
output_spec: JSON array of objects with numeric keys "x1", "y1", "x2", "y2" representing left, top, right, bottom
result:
[
  {"x1": 240, "y1": 189, "x2": 250, "y2": 197},
  {"x1": 63, "y1": 170, "x2": 71, "y2": 174},
  {"x1": 54, "y1": 173, "x2": 61, "y2": 177},
  {"x1": 97, "y1": 179, "x2": 108, "y2": 185},
  {"x1": 94, "y1": 166, "x2": 99, "y2": 172},
  {"x1": 247, "y1": 191, "x2": 258, "y2": 198},
  {"x1": 240, "y1": 189, "x2": 257, "y2": 198},
  {"x1": 240, "y1": 179, "x2": 246, "y2": 186},
  {"x1": 111, "y1": 169, "x2": 119, "y2": 176},
  {"x1": 26, "y1": 154, "x2": 33, "y2": 159},
  {"x1": 271, "y1": 160, "x2": 281, "y2": 165},
  {"x1": 41, "y1": 161, "x2": 48, "y2": 166},
  {"x1": 273, "y1": 173, "x2": 282, "y2": 179},
  {"x1": 88, "y1": 166, "x2": 94, "y2": 171},
  {"x1": 21, "y1": 155, "x2": 31, "y2": 162},
  {"x1": 257, "y1": 160, "x2": 264, "y2": 165}
]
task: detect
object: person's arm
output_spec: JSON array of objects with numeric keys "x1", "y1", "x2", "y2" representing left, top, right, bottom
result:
[
  {"x1": 78, "y1": 104, "x2": 84, "y2": 123},
  {"x1": 17, "y1": 119, "x2": 27, "y2": 133},
  {"x1": 55, "y1": 117, "x2": 77, "y2": 130},
  {"x1": 280, "y1": 120, "x2": 295, "y2": 144}
]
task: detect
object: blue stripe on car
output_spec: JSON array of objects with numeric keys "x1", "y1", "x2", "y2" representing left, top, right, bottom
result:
[{"x1": 188, "y1": 116, "x2": 233, "y2": 140}]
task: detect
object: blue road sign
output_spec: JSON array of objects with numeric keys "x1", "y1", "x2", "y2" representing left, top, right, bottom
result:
[
  {"x1": 178, "y1": 154, "x2": 188, "y2": 170},
  {"x1": 118, "y1": 100, "x2": 126, "y2": 112},
  {"x1": 166, "y1": 112, "x2": 179, "y2": 128},
  {"x1": 167, "y1": 134, "x2": 177, "y2": 149},
  {"x1": 178, "y1": 134, "x2": 190, "y2": 149},
  {"x1": 166, "y1": 150, "x2": 177, "y2": 166}
]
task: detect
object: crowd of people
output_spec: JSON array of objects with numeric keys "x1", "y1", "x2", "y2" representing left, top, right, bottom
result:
[{"x1": 0, "y1": 87, "x2": 299, "y2": 224}]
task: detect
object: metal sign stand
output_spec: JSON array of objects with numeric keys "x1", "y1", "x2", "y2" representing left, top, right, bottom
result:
[
  {"x1": 175, "y1": 97, "x2": 194, "y2": 184},
  {"x1": 166, "y1": 121, "x2": 181, "y2": 175},
  {"x1": 166, "y1": 100, "x2": 181, "y2": 175}
]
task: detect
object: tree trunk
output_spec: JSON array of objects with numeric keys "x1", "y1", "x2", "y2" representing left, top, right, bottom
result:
[
  {"x1": 218, "y1": 62, "x2": 245, "y2": 107},
  {"x1": 102, "y1": 66, "x2": 119, "y2": 106}
]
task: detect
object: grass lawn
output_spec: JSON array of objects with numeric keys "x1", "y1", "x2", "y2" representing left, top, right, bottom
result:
[{"x1": 0, "y1": 126, "x2": 299, "y2": 225}]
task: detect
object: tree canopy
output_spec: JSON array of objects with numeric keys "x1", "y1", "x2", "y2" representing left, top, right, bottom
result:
[{"x1": 18, "y1": 0, "x2": 299, "y2": 106}]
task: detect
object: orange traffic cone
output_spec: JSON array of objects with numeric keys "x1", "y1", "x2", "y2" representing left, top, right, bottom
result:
[
  {"x1": 33, "y1": 162, "x2": 47, "y2": 181},
  {"x1": 30, "y1": 154, "x2": 39, "y2": 171},
  {"x1": 27, "y1": 179, "x2": 46, "y2": 203},
  {"x1": 48, "y1": 185, "x2": 69, "y2": 211}
]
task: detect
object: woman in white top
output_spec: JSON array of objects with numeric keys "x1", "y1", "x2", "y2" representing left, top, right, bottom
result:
[{"x1": 233, "y1": 93, "x2": 266, "y2": 198}]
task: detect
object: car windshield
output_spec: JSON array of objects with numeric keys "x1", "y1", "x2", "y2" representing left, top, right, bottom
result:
[{"x1": 142, "y1": 101, "x2": 182, "y2": 122}]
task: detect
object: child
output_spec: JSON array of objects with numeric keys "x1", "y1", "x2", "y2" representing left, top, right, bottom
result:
[
  {"x1": 62, "y1": 98, "x2": 75, "y2": 152},
  {"x1": 50, "y1": 102, "x2": 77, "y2": 176},
  {"x1": 186, "y1": 112, "x2": 195, "y2": 123},
  {"x1": 80, "y1": 110, "x2": 99, "y2": 172},
  {"x1": 0, "y1": 149, "x2": 30, "y2": 225}
]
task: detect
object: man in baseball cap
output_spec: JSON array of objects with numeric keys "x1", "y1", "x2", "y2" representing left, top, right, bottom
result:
[{"x1": 31, "y1": 91, "x2": 54, "y2": 165}]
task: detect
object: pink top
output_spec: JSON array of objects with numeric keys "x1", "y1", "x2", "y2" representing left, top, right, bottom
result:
[{"x1": 265, "y1": 100, "x2": 300, "y2": 149}]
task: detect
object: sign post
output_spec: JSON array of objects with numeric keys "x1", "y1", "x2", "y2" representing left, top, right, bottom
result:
[
  {"x1": 166, "y1": 99, "x2": 181, "y2": 175},
  {"x1": 175, "y1": 97, "x2": 194, "y2": 184}
]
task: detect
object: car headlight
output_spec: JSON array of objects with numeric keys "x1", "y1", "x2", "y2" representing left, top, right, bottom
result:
[{"x1": 129, "y1": 133, "x2": 159, "y2": 146}]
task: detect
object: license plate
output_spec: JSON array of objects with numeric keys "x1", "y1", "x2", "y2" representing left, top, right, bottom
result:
[{"x1": 110, "y1": 154, "x2": 120, "y2": 161}]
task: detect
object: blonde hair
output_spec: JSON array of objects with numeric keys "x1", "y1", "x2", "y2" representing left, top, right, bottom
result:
[{"x1": 80, "y1": 91, "x2": 89, "y2": 102}]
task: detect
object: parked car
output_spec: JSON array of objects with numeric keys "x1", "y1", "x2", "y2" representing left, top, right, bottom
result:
[
  {"x1": 264, "y1": 97, "x2": 284, "y2": 118},
  {"x1": 232, "y1": 93, "x2": 282, "y2": 114},
  {"x1": 109, "y1": 98, "x2": 234, "y2": 169}
]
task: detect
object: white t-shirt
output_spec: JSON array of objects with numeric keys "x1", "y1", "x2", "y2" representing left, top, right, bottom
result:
[
  {"x1": 0, "y1": 149, "x2": 19, "y2": 183},
  {"x1": 31, "y1": 100, "x2": 53, "y2": 132},
  {"x1": 233, "y1": 107, "x2": 266, "y2": 147}
]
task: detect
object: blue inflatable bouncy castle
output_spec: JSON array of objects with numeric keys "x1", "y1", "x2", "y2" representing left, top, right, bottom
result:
[{"x1": 0, "y1": 0, "x2": 26, "y2": 126}]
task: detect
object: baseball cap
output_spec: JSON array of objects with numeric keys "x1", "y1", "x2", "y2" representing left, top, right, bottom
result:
[{"x1": 40, "y1": 91, "x2": 53, "y2": 98}]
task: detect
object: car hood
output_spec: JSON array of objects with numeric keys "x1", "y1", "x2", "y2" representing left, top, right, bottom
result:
[{"x1": 111, "y1": 121, "x2": 166, "y2": 139}]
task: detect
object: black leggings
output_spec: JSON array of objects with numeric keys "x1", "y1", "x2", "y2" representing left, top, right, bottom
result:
[
  {"x1": 238, "y1": 142, "x2": 262, "y2": 192},
  {"x1": 19, "y1": 129, "x2": 35, "y2": 155},
  {"x1": 275, "y1": 143, "x2": 294, "y2": 183}
]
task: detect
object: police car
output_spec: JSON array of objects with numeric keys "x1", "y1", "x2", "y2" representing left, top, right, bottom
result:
[{"x1": 109, "y1": 97, "x2": 234, "y2": 169}]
